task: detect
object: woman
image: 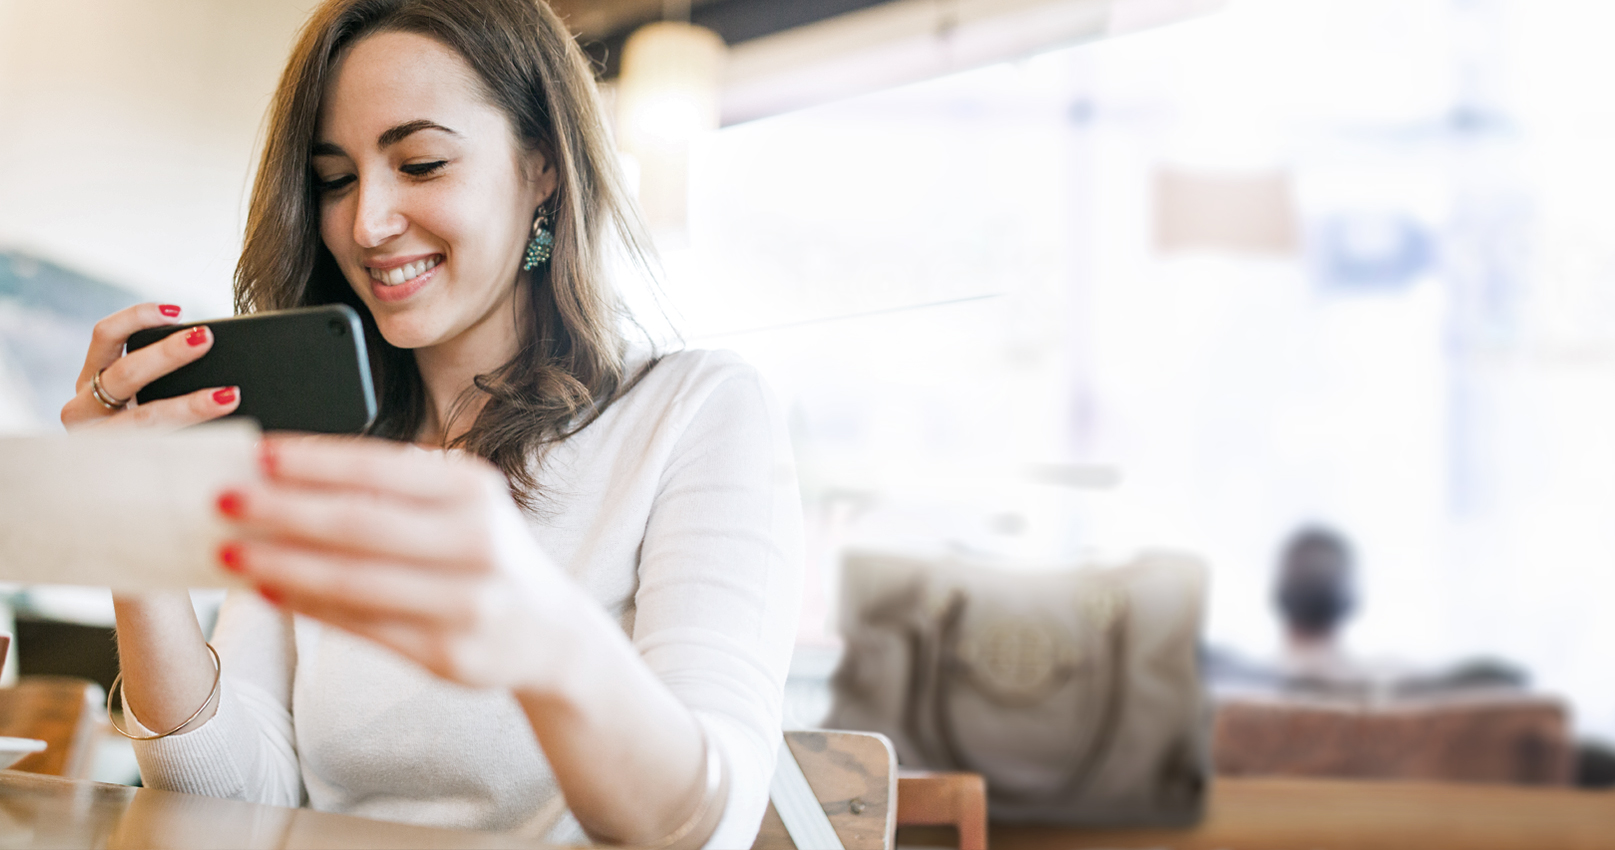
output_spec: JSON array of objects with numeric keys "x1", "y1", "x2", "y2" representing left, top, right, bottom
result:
[{"x1": 58, "y1": 1, "x2": 802, "y2": 846}]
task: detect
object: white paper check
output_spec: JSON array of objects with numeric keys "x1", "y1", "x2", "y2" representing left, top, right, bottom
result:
[{"x1": 0, "y1": 422, "x2": 261, "y2": 589}]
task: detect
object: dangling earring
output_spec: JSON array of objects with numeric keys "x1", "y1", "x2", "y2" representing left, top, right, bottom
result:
[{"x1": 522, "y1": 209, "x2": 554, "y2": 272}]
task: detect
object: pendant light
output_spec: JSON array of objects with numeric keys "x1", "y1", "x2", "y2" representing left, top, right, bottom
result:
[{"x1": 615, "y1": 1, "x2": 726, "y2": 239}]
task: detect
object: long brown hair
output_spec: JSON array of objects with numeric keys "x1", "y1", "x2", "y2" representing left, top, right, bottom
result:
[{"x1": 236, "y1": 0, "x2": 656, "y2": 509}]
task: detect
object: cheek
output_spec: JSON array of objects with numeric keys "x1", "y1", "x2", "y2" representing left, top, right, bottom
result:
[
  {"x1": 463, "y1": 164, "x2": 534, "y2": 244},
  {"x1": 318, "y1": 200, "x2": 373, "y2": 300},
  {"x1": 319, "y1": 200, "x2": 351, "y2": 257},
  {"x1": 421, "y1": 189, "x2": 516, "y2": 263}
]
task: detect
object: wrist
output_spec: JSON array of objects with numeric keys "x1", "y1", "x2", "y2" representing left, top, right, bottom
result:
[
  {"x1": 510, "y1": 582, "x2": 633, "y2": 711},
  {"x1": 112, "y1": 589, "x2": 194, "y2": 610},
  {"x1": 112, "y1": 590, "x2": 205, "y2": 634},
  {"x1": 512, "y1": 593, "x2": 610, "y2": 708}
]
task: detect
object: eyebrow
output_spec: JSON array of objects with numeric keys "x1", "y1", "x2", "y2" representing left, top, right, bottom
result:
[{"x1": 311, "y1": 119, "x2": 460, "y2": 157}]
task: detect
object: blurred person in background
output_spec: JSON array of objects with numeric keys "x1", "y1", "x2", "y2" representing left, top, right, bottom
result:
[
  {"x1": 55, "y1": 0, "x2": 802, "y2": 846},
  {"x1": 1203, "y1": 525, "x2": 1372, "y2": 693},
  {"x1": 1274, "y1": 526, "x2": 1360, "y2": 684},
  {"x1": 1271, "y1": 525, "x2": 1534, "y2": 697}
]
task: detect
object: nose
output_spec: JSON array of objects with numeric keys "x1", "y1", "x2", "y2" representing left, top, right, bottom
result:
[{"x1": 352, "y1": 176, "x2": 407, "y2": 249}]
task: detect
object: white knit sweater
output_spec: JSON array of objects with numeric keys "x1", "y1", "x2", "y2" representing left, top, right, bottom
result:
[{"x1": 129, "y1": 349, "x2": 805, "y2": 847}]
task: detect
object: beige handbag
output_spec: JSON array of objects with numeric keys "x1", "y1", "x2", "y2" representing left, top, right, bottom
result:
[{"x1": 825, "y1": 549, "x2": 1210, "y2": 826}]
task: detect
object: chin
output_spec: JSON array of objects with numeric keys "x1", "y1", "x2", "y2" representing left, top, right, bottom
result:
[{"x1": 371, "y1": 315, "x2": 446, "y2": 351}]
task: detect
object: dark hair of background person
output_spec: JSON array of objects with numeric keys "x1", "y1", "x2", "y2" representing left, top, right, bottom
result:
[
  {"x1": 235, "y1": 0, "x2": 658, "y2": 510},
  {"x1": 1274, "y1": 526, "x2": 1356, "y2": 638}
]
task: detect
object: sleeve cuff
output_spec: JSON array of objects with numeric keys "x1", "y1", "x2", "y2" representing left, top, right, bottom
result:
[
  {"x1": 698, "y1": 712, "x2": 778, "y2": 850},
  {"x1": 128, "y1": 679, "x2": 250, "y2": 799}
]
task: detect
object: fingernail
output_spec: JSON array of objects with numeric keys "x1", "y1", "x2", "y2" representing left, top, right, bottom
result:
[
  {"x1": 216, "y1": 490, "x2": 246, "y2": 519},
  {"x1": 159, "y1": 304, "x2": 182, "y2": 318},
  {"x1": 258, "y1": 586, "x2": 283, "y2": 606},
  {"x1": 186, "y1": 326, "x2": 208, "y2": 346},
  {"x1": 258, "y1": 440, "x2": 278, "y2": 478},
  {"x1": 213, "y1": 386, "x2": 238, "y2": 405},
  {"x1": 218, "y1": 543, "x2": 245, "y2": 574}
]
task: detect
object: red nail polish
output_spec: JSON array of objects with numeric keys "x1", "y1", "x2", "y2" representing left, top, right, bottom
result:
[
  {"x1": 218, "y1": 543, "x2": 244, "y2": 573},
  {"x1": 186, "y1": 326, "x2": 208, "y2": 346},
  {"x1": 216, "y1": 491, "x2": 246, "y2": 519},
  {"x1": 259, "y1": 440, "x2": 278, "y2": 478},
  {"x1": 258, "y1": 586, "x2": 283, "y2": 606},
  {"x1": 213, "y1": 387, "x2": 237, "y2": 405},
  {"x1": 159, "y1": 304, "x2": 182, "y2": 318}
]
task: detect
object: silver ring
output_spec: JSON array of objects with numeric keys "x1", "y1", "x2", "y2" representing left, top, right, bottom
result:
[{"x1": 90, "y1": 369, "x2": 130, "y2": 411}]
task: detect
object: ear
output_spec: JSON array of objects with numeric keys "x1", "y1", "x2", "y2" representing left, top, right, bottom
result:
[{"x1": 526, "y1": 148, "x2": 558, "y2": 207}]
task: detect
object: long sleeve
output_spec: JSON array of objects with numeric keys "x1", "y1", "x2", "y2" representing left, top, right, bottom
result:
[
  {"x1": 128, "y1": 591, "x2": 303, "y2": 807},
  {"x1": 630, "y1": 355, "x2": 805, "y2": 849},
  {"x1": 121, "y1": 348, "x2": 805, "y2": 837}
]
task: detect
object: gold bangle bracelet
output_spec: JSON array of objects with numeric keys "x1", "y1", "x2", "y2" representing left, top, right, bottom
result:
[
  {"x1": 624, "y1": 728, "x2": 728, "y2": 850},
  {"x1": 107, "y1": 643, "x2": 222, "y2": 741}
]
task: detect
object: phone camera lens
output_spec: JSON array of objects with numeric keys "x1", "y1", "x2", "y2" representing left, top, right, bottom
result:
[{"x1": 328, "y1": 319, "x2": 348, "y2": 338}]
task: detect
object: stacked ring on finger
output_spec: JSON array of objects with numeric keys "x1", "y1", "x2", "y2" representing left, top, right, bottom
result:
[{"x1": 90, "y1": 369, "x2": 131, "y2": 411}]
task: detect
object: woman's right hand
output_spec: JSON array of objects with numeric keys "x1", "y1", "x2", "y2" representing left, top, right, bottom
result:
[{"x1": 60, "y1": 303, "x2": 241, "y2": 431}]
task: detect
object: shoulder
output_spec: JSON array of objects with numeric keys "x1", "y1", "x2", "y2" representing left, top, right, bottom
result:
[
  {"x1": 621, "y1": 348, "x2": 773, "y2": 424},
  {"x1": 562, "y1": 348, "x2": 778, "y2": 454},
  {"x1": 639, "y1": 348, "x2": 760, "y2": 392}
]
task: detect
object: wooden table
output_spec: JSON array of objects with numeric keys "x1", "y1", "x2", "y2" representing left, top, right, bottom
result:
[
  {"x1": 0, "y1": 769, "x2": 550, "y2": 849},
  {"x1": 987, "y1": 778, "x2": 1615, "y2": 850},
  {"x1": 3, "y1": 768, "x2": 1611, "y2": 850}
]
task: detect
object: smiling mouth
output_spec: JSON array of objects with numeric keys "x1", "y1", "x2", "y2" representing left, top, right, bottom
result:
[{"x1": 367, "y1": 255, "x2": 441, "y2": 286}]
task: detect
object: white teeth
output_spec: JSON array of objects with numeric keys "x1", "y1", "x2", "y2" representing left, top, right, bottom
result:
[{"x1": 368, "y1": 256, "x2": 440, "y2": 286}]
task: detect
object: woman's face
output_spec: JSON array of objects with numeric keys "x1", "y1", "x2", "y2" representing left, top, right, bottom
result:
[{"x1": 312, "y1": 31, "x2": 554, "y2": 352}]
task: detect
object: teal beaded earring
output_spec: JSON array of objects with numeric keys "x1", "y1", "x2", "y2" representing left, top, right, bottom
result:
[{"x1": 521, "y1": 209, "x2": 554, "y2": 272}]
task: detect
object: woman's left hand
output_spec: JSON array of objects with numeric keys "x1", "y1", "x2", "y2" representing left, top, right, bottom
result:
[{"x1": 217, "y1": 435, "x2": 578, "y2": 692}]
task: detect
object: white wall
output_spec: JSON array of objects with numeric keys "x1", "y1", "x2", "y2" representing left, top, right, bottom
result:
[{"x1": 0, "y1": 0, "x2": 313, "y2": 317}]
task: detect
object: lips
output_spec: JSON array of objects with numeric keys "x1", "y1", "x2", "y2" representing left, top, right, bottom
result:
[
  {"x1": 367, "y1": 255, "x2": 441, "y2": 286},
  {"x1": 363, "y1": 254, "x2": 441, "y2": 304}
]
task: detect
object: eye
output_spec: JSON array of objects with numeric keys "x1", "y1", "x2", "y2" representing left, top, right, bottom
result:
[
  {"x1": 317, "y1": 174, "x2": 356, "y2": 194},
  {"x1": 401, "y1": 160, "x2": 448, "y2": 177}
]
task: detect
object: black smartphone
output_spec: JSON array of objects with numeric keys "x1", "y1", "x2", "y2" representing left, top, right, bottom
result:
[{"x1": 126, "y1": 304, "x2": 378, "y2": 434}]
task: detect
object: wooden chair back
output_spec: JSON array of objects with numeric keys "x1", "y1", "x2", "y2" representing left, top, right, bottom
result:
[
  {"x1": 895, "y1": 770, "x2": 987, "y2": 850},
  {"x1": 1214, "y1": 692, "x2": 1574, "y2": 785},
  {"x1": 752, "y1": 730, "x2": 897, "y2": 850},
  {"x1": 0, "y1": 676, "x2": 106, "y2": 779}
]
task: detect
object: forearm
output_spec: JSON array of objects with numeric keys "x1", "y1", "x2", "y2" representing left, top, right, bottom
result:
[
  {"x1": 515, "y1": 597, "x2": 709, "y2": 847},
  {"x1": 113, "y1": 592, "x2": 219, "y2": 733}
]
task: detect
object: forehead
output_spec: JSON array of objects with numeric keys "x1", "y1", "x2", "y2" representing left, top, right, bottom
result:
[{"x1": 318, "y1": 30, "x2": 499, "y2": 142}]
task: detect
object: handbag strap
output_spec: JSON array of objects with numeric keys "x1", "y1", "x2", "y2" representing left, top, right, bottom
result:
[{"x1": 928, "y1": 589, "x2": 1130, "y2": 803}]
